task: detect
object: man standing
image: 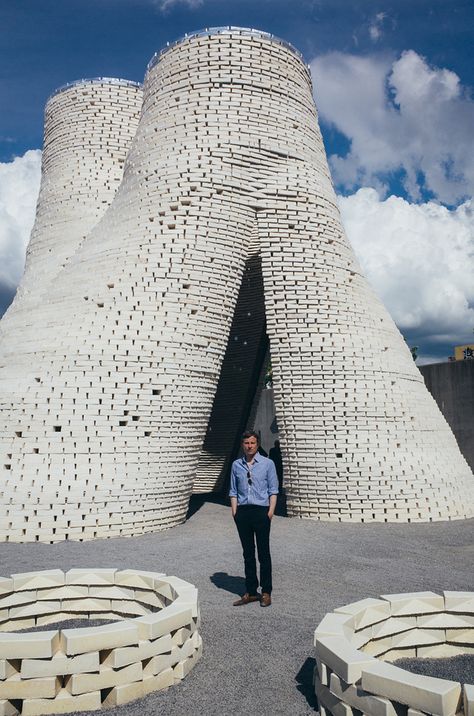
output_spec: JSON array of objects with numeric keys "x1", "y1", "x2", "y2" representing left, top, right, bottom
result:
[{"x1": 229, "y1": 430, "x2": 279, "y2": 607}]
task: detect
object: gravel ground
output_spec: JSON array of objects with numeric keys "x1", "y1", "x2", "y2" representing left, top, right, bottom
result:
[
  {"x1": 0, "y1": 499, "x2": 472, "y2": 715},
  {"x1": 394, "y1": 655, "x2": 474, "y2": 685}
]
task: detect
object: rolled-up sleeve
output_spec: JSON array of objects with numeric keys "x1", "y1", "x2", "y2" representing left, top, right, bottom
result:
[
  {"x1": 229, "y1": 462, "x2": 238, "y2": 498},
  {"x1": 267, "y1": 459, "x2": 279, "y2": 495}
]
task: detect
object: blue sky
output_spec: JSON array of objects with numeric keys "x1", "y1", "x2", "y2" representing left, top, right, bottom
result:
[
  {"x1": 1, "y1": 0, "x2": 472, "y2": 165},
  {"x1": 1, "y1": 0, "x2": 473, "y2": 361}
]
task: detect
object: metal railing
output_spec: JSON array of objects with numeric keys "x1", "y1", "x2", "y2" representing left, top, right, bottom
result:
[{"x1": 48, "y1": 77, "x2": 142, "y2": 103}]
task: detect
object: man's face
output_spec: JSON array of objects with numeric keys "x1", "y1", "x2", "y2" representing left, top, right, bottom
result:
[{"x1": 242, "y1": 436, "x2": 258, "y2": 459}]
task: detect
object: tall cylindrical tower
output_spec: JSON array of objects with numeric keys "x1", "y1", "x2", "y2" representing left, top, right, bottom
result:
[
  {"x1": 0, "y1": 29, "x2": 472, "y2": 543},
  {"x1": 0, "y1": 78, "x2": 143, "y2": 356}
]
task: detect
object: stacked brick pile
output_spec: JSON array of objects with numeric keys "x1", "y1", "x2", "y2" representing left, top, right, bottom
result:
[
  {"x1": 314, "y1": 591, "x2": 474, "y2": 716},
  {"x1": 0, "y1": 28, "x2": 473, "y2": 543},
  {"x1": 0, "y1": 568, "x2": 201, "y2": 714}
]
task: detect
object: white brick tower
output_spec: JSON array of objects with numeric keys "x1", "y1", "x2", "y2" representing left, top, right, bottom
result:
[
  {"x1": 0, "y1": 78, "x2": 143, "y2": 359},
  {"x1": 0, "y1": 29, "x2": 472, "y2": 542}
]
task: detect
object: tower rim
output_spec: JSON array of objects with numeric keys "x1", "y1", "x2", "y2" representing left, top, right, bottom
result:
[
  {"x1": 147, "y1": 26, "x2": 308, "y2": 73},
  {"x1": 47, "y1": 77, "x2": 142, "y2": 103}
]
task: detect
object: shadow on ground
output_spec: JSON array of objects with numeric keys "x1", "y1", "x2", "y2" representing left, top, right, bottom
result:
[
  {"x1": 186, "y1": 493, "x2": 227, "y2": 520},
  {"x1": 210, "y1": 571, "x2": 246, "y2": 597},
  {"x1": 296, "y1": 657, "x2": 318, "y2": 710},
  {"x1": 186, "y1": 491, "x2": 288, "y2": 520}
]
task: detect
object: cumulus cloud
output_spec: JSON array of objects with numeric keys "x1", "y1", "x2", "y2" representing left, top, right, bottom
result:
[
  {"x1": 0, "y1": 156, "x2": 471, "y2": 365},
  {"x1": 0, "y1": 150, "x2": 41, "y2": 302},
  {"x1": 339, "y1": 188, "x2": 474, "y2": 356},
  {"x1": 311, "y1": 50, "x2": 474, "y2": 204}
]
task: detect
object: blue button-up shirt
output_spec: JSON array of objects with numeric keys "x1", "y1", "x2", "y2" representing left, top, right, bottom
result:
[{"x1": 229, "y1": 454, "x2": 279, "y2": 506}]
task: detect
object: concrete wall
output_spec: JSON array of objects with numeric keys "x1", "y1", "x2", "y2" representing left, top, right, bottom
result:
[{"x1": 420, "y1": 360, "x2": 474, "y2": 473}]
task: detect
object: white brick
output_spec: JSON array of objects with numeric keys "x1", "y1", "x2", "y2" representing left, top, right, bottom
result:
[
  {"x1": 372, "y1": 617, "x2": 417, "y2": 639},
  {"x1": 21, "y1": 651, "x2": 100, "y2": 678},
  {"x1": 0, "y1": 675, "x2": 61, "y2": 699},
  {"x1": 21, "y1": 688, "x2": 101, "y2": 715},
  {"x1": 380, "y1": 593, "x2": 444, "y2": 616},
  {"x1": 314, "y1": 613, "x2": 356, "y2": 644},
  {"x1": 335, "y1": 599, "x2": 391, "y2": 629},
  {"x1": 0, "y1": 631, "x2": 59, "y2": 660},
  {"x1": 391, "y1": 629, "x2": 445, "y2": 649},
  {"x1": 444, "y1": 592, "x2": 474, "y2": 613},
  {"x1": 446, "y1": 628, "x2": 474, "y2": 645},
  {"x1": 102, "y1": 634, "x2": 173, "y2": 668},
  {"x1": 464, "y1": 684, "x2": 474, "y2": 716},
  {"x1": 60, "y1": 621, "x2": 139, "y2": 655},
  {"x1": 11, "y1": 570, "x2": 64, "y2": 591},
  {"x1": 135, "y1": 603, "x2": 192, "y2": 640},
  {"x1": 0, "y1": 661, "x2": 18, "y2": 680},
  {"x1": 0, "y1": 700, "x2": 19, "y2": 716},
  {"x1": 0, "y1": 580, "x2": 13, "y2": 597},
  {"x1": 315, "y1": 636, "x2": 377, "y2": 684},
  {"x1": 330, "y1": 672, "x2": 400, "y2": 716},
  {"x1": 65, "y1": 569, "x2": 116, "y2": 585},
  {"x1": 65, "y1": 661, "x2": 142, "y2": 695},
  {"x1": 316, "y1": 679, "x2": 353, "y2": 716},
  {"x1": 114, "y1": 570, "x2": 165, "y2": 589}
]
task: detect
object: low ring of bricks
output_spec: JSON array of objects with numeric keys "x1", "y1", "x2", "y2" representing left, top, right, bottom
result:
[
  {"x1": 314, "y1": 591, "x2": 474, "y2": 716},
  {"x1": 0, "y1": 568, "x2": 202, "y2": 715}
]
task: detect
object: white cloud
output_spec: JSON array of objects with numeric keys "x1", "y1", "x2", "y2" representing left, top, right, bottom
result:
[
  {"x1": 1, "y1": 160, "x2": 472, "y2": 365},
  {"x1": 338, "y1": 187, "x2": 474, "y2": 353},
  {"x1": 311, "y1": 50, "x2": 474, "y2": 204},
  {"x1": 368, "y1": 12, "x2": 387, "y2": 42},
  {"x1": 0, "y1": 150, "x2": 41, "y2": 292},
  {"x1": 154, "y1": 0, "x2": 203, "y2": 11}
]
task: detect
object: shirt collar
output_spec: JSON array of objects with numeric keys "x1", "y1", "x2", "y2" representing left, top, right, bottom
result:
[{"x1": 241, "y1": 453, "x2": 261, "y2": 465}]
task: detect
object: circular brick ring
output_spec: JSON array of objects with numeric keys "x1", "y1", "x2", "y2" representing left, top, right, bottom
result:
[
  {"x1": 314, "y1": 591, "x2": 473, "y2": 716},
  {"x1": 0, "y1": 568, "x2": 201, "y2": 715}
]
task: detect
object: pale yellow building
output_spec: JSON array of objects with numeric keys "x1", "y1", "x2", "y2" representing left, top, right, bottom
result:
[{"x1": 454, "y1": 344, "x2": 474, "y2": 360}]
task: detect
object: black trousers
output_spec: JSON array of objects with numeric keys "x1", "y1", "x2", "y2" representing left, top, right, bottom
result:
[{"x1": 234, "y1": 505, "x2": 272, "y2": 595}]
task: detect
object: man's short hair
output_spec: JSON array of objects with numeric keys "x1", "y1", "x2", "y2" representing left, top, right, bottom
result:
[{"x1": 241, "y1": 430, "x2": 259, "y2": 444}]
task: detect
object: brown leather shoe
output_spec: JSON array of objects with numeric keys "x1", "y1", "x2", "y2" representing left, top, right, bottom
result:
[
  {"x1": 260, "y1": 592, "x2": 272, "y2": 607},
  {"x1": 233, "y1": 593, "x2": 261, "y2": 606}
]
